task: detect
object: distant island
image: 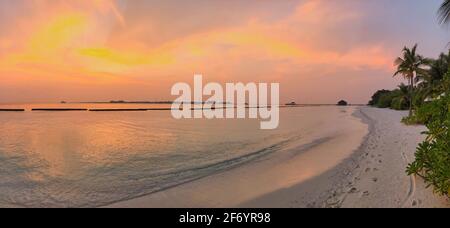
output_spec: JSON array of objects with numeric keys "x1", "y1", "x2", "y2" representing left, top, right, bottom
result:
[{"x1": 337, "y1": 100, "x2": 348, "y2": 106}]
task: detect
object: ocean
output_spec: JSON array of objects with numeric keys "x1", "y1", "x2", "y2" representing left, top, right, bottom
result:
[{"x1": 0, "y1": 104, "x2": 357, "y2": 207}]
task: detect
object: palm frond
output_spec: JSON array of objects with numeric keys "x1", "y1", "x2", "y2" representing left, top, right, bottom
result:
[
  {"x1": 438, "y1": 0, "x2": 450, "y2": 25},
  {"x1": 394, "y1": 57, "x2": 405, "y2": 66}
]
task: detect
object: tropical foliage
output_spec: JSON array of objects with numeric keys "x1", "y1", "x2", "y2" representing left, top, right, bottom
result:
[
  {"x1": 438, "y1": 0, "x2": 450, "y2": 25},
  {"x1": 407, "y1": 79, "x2": 450, "y2": 195},
  {"x1": 369, "y1": 46, "x2": 450, "y2": 196},
  {"x1": 368, "y1": 0, "x2": 450, "y2": 197},
  {"x1": 368, "y1": 84, "x2": 410, "y2": 110},
  {"x1": 370, "y1": 48, "x2": 448, "y2": 112}
]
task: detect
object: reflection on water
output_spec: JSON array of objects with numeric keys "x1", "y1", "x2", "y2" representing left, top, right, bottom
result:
[{"x1": 0, "y1": 104, "x2": 350, "y2": 207}]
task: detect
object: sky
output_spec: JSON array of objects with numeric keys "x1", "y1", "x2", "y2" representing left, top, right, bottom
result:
[{"x1": 0, "y1": 0, "x2": 449, "y2": 104}]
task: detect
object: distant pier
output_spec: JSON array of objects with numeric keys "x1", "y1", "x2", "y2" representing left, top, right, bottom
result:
[
  {"x1": 89, "y1": 109, "x2": 148, "y2": 112},
  {"x1": 32, "y1": 108, "x2": 88, "y2": 111},
  {"x1": 0, "y1": 109, "x2": 25, "y2": 112}
]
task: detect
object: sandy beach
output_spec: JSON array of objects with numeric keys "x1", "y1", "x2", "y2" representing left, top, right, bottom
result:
[
  {"x1": 324, "y1": 107, "x2": 449, "y2": 208},
  {"x1": 106, "y1": 107, "x2": 448, "y2": 208}
]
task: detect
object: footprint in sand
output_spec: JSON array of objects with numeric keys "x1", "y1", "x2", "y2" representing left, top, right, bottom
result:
[{"x1": 360, "y1": 191, "x2": 370, "y2": 197}]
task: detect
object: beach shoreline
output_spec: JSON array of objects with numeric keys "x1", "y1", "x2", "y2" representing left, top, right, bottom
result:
[{"x1": 105, "y1": 107, "x2": 449, "y2": 208}]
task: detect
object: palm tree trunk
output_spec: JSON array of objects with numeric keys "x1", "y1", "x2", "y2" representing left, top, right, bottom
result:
[{"x1": 409, "y1": 76, "x2": 413, "y2": 117}]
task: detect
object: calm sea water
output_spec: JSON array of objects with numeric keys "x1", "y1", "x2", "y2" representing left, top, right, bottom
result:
[{"x1": 0, "y1": 104, "x2": 352, "y2": 207}]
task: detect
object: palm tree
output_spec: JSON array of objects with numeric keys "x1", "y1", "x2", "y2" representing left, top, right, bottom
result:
[
  {"x1": 393, "y1": 44, "x2": 429, "y2": 117},
  {"x1": 416, "y1": 51, "x2": 450, "y2": 98},
  {"x1": 438, "y1": 0, "x2": 450, "y2": 25}
]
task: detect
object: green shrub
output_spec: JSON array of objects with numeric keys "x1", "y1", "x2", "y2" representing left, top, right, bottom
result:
[
  {"x1": 407, "y1": 92, "x2": 450, "y2": 196},
  {"x1": 368, "y1": 89, "x2": 392, "y2": 106},
  {"x1": 402, "y1": 94, "x2": 448, "y2": 125},
  {"x1": 401, "y1": 102, "x2": 432, "y2": 125},
  {"x1": 370, "y1": 89, "x2": 409, "y2": 110},
  {"x1": 376, "y1": 92, "x2": 395, "y2": 108},
  {"x1": 401, "y1": 115, "x2": 422, "y2": 125},
  {"x1": 391, "y1": 96, "x2": 409, "y2": 110}
]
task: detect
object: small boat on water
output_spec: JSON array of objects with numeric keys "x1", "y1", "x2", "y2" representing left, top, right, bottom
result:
[{"x1": 285, "y1": 102, "x2": 297, "y2": 106}]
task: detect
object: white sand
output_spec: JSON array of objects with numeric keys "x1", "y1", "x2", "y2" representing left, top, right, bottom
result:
[
  {"x1": 324, "y1": 107, "x2": 449, "y2": 208},
  {"x1": 106, "y1": 107, "x2": 449, "y2": 208}
]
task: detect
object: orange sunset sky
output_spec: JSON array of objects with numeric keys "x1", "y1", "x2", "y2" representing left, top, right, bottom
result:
[{"x1": 0, "y1": 0, "x2": 449, "y2": 104}]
